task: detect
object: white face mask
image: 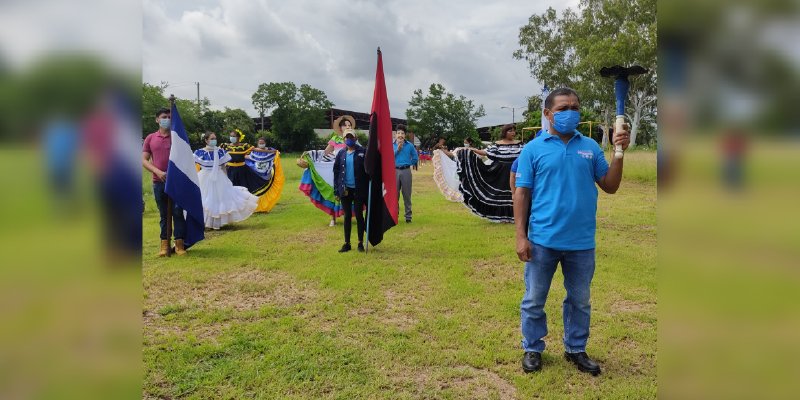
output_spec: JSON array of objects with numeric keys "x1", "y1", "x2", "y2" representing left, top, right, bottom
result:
[
  {"x1": 257, "y1": 143, "x2": 266, "y2": 149},
  {"x1": 229, "y1": 136, "x2": 238, "y2": 143},
  {"x1": 208, "y1": 139, "x2": 217, "y2": 147}
]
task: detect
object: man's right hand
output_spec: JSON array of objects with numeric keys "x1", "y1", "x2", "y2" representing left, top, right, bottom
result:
[
  {"x1": 397, "y1": 141, "x2": 403, "y2": 150},
  {"x1": 156, "y1": 170, "x2": 167, "y2": 182},
  {"x1": 516, "y1": 236, "x2": 532, "y2": 262}
]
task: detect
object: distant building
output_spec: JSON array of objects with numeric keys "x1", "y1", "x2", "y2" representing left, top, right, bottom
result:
[{"x1": 253, "y1": 107, "x2": 408, "y2": 138}]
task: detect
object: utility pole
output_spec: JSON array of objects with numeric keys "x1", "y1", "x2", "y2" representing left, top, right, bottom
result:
[{"x1": 196, "y1": 82, "x2": 200, "y2": 111}]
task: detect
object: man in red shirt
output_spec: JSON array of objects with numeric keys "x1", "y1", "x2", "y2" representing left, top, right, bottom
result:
[{"x1": 142, "y1": 108, "x2": 187, "y2": 256}]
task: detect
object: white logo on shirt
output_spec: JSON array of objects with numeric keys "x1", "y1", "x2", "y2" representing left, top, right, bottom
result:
[{"x1": 577, "y1": 150, "x2": 593, "y2": 159}]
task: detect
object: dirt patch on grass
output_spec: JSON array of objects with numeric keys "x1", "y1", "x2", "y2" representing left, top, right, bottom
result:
[
  {"x1": 611, "y1": 299, "x2": 656, "y2": 314},
  {"x1": 144, "y1": 268, "x2": 319, "y2": 341},
  {"x1": 142, "y1": 308, "x2": 231, "y2": 343},
  {"x1": 604, "y1": 337, "x2": 656, "y2": 377},
  {"x1": 383, "y1": 289, "x2": 422, "y2": 330},
  {"x1": 145, "y1": 268, "x2": 318, "y2": 312},
  {"x1": 344, "y1": 285, "x2": 429, "y2": 331},
  {"x1": 387, "y1": 365, "x2": 517, "y2": 399},
  {"x1": 287, "y1": 228, "x2": 331, "y2": 246},
  {"x1": 444, "y1": 366, "x2": 517, "y2": 399},
  {"x1": 469, "y1": 260, "x2": 518, "y2": 286}
]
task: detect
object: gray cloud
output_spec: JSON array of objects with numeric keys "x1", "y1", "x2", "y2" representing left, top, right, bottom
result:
[{"x1": 143, "y1": 0, "x2": 579, "y2": 127}]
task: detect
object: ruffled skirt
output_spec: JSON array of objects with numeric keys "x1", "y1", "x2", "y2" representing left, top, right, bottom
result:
[
  {"x1": 455, "y1": 149, "x2": 515, "y2": 223},
  {"x1": 198, "y1": 168, "x2": 258, "y2": 229}
]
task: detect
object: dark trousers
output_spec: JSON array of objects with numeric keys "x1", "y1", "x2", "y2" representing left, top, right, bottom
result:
[
  {"x1": 152, "y1": 181, "x2": 186, "y2": 240},
  {"x1": 341, "y1": 187, "x2": 365, "y2": 244},
  {"x1": 396, "y1": 168, "x2": 413, "y2": 220}
]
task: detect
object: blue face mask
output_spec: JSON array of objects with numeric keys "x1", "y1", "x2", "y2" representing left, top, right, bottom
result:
[
  {"x1": 345, "y1": 138, "x2": 356, "y2": 147},
  {"x1": 208, "y1": 139, "x2": 217, "y2": 147},
  {"x1": 159, "y1": 118, "x2": 171, "y2": 129},
  {"x1": 551, "y1": 110, "x2": 580, "y2": 135}
]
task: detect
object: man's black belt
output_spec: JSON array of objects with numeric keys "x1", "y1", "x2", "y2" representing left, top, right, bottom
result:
[{"x1": 396, "y1": 165, "x2": 410, "y2": 170}]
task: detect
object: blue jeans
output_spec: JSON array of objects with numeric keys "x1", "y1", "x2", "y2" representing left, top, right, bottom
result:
[
  {"x1": 152, "y1": 181, "x2": 186, "y2": 241},
  {"x1": 520, "y1": 243, "x2": 596, "y2": 353}
]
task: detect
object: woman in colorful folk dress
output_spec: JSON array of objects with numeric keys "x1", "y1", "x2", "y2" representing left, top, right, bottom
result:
[
  {"x1": 299, "y1": 115, "x2": 356, "y2": 226},
  {"x1": 245, "y1": 136, "x2": 285, "y2": 212},
  {"x1": 221, "y1": 129, "x2": 284, "y2": 212}
]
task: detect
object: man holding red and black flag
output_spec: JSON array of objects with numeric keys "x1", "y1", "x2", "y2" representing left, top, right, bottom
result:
[{"x1": 364, "y1": 47, "x2": 398, "y2": 249}]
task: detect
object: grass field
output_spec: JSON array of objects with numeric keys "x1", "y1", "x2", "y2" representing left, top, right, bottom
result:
[{"x1": 142, "y1": 150, "x2": 657, "y2": 399}]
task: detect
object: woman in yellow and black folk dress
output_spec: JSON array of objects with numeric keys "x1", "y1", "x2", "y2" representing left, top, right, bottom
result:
[{"x1": 221, "y1": 129, "x2": 284, "y2": 212}]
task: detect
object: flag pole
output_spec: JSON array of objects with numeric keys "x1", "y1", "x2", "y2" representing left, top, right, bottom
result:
[
  {"x1": 165, "y1": 94, "x2": 176, "y2": 257},
  {"x1": 365, "y1": 179, "x2": 372, "y2": 253}
]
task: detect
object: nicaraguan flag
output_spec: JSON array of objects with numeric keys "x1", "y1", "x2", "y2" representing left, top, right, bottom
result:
[
  {"x1": 165, "y1": 102, "x2": 204, "y2": 247},
  {"x1": 365, "y1": 48, "x2": 398, "y2": 247}
]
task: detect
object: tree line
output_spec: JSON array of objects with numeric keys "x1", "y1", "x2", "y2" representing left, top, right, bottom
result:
[{"x1": 143, "y1": 0, "x2": 657, "y2": 151}]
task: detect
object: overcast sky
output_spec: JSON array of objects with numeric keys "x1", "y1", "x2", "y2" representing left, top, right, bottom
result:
[{"x1": 143, "y1": 0, "x2": 578, "y2": 127}]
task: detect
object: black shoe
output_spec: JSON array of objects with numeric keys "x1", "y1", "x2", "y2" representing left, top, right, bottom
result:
[
  {"x1": 564, "y1": 352, "x2": 601, "y2": 375},
  {"x1": 338, "y1": 243, "x2": 351, "y2": 253},
  {"x1": 357, "y1": 243, "x2": 365, "y2": 252},
  {"x1": 521, "y1": 351, "x2": 542, "y2": 373},
  {"x1": 405, "y1": 219, "x2": 411, "y2": 223}
]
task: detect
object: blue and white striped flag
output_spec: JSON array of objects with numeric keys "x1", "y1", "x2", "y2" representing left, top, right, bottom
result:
[
  {"x1": 540, "y1": 84, "x2": 550, "y2": 134},
  {"x1": 165, "y1": 103, "x2": 204, "y2": 248}
]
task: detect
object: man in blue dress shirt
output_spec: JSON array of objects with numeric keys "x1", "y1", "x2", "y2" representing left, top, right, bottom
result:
[
  {"x1": 393, "y1": 124, "x2": 418, "y2": 223},
  {"x1": 514, "y1": 87, "x2": 630, "y2": 376}
]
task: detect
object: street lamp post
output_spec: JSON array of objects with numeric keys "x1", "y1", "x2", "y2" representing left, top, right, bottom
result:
[{"x1": 501, "y1": 106, "x2": 524, "y2": 124}]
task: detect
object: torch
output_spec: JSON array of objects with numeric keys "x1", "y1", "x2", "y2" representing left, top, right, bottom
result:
[{"x1": 599, "y1": 65, "x2": 648, "y2": 159}]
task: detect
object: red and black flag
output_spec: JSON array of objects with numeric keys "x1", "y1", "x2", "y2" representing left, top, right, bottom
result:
[{"x1": 365, "y1": 47, "x2": 398, "y2": 247}]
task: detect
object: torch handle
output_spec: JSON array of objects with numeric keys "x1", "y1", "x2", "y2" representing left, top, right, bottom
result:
[{"x1": 614, "y1": 115, "x2": 625, "y2": 159}]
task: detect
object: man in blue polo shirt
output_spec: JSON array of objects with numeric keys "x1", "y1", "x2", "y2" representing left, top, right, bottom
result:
[
  {"x1": 393, "y1": 124, "x2": 418, "y2": 223},
  {"x1": 514, "y1": 88, "x2": 630, "y2": 375}
]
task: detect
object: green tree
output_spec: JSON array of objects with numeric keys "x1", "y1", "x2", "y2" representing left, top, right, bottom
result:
[
  {"x1": 174, "y1": 98, "x2": 205, "y2": 136},
  {"x1": 141, "y1": 83, "x2": 168, "y2": 137},
  {"x1": 142, "y1": 82, "x2": 212, "y2": 140},
  {"x1": 250, "y1": 82, "x2": 333, "y2": 151},
  {"x1": 514, "y1": 0, "x2": 656, "y2": 147},
  {"x1": 200, "y1": 109, "x2": 225, "y2": 135},
  {"x1": 251, "y1": 84, "x2": 271, "y2": 130},
  {"x1": 406, "y1": 83, "x2": 486, "y2": 149},
  {"x1": 221, "y1": 107, "x2": 255, "y2": 144}
]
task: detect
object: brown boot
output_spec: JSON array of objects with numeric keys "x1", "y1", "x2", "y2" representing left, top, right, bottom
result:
[
  {"x1": 174, "y1": 239, "x2": 187, "y2": 255},
  {"x1": 158, "y1": 240, "x2": 169, "y2": 257}
]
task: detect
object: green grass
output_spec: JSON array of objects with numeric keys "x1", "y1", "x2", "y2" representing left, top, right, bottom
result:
[{"x1": 143, "y1": 150, "x2": 657, "y2": 399}]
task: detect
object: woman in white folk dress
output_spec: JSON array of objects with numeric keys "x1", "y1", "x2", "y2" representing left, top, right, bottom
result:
[{"x1": 193, "y1": 132, "x2": 258, "y2": 230}]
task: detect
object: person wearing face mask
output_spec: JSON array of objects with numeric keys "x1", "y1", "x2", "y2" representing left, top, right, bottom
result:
[
  {"x1": 296, "y1": 115, "x2": 356, "y2": 227},
  {"x1": 142, "y1": 107, "x2": 187, "y2": 256},
  {"x1": 193, "y1": 132, "x2": 258, "y2": 229},
  {"x1": 513, "y1": 87, "x2": 630, "y2": 376},
  {"x1": 324, "y1": 115, "x2": 356, "y2": 157},
  {"x1": 220, "y1": 129, "x2": 280, "y2": 212},
  {"x1": 453, "y1": 123, "x2": 523, "y2": 223},
  {"x1": 244, "y1": 137, "x2": 285, "y2": 213},
  {"x1": 332, "y1": 130, "x2": 368, "y2": 252},
  {"x1": 393, "y1": 124, "x2": 418, "y2": 223}
]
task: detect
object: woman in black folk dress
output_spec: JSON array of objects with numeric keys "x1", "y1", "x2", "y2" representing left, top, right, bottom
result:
[{"x1": 455, "y1": 124, "x2": 523, "y2": 222}]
